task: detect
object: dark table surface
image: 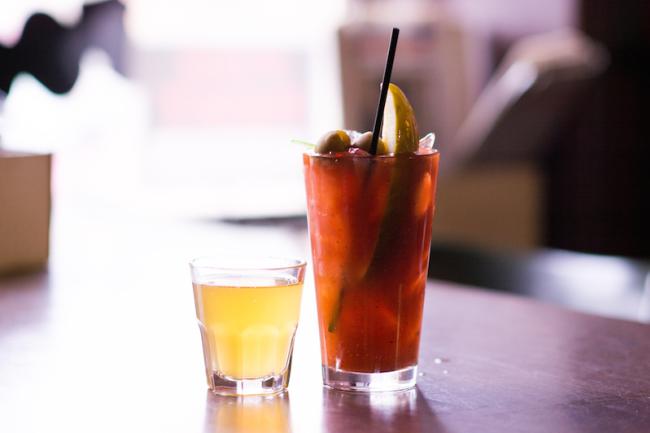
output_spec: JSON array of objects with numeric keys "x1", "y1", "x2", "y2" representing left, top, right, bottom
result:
[{"x1": 2, "y1": 206, "x2": 650, "y2": 433}]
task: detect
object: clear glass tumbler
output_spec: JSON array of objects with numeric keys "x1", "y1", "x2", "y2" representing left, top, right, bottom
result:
[
  {"x1": 303, "y1": 149, "x2": 439, "y2": 391},
  {"x1": 190, "y1": 256, "x2": 306, "y2": 396}
]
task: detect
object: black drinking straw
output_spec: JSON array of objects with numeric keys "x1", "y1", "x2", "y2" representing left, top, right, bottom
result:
[{"x1": 369, "y1": 27, "x2": 400, "y2": 155}]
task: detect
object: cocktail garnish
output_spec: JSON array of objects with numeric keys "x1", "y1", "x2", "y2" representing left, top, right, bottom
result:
[{"x1": 291, "y1": 139, "x2": 316, "y2": 148}]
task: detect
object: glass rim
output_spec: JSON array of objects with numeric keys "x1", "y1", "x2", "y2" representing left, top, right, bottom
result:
[
  {"x1": 304, "y1": 148, "x2": 439, "y2": 160},
  {"x1": 189, "y1": 255, "x2": 307, "y2": 272}
]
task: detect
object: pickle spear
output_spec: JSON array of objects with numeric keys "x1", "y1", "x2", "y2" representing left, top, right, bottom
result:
[
  {"x1": 363, "y1": 83, "x2": 420, "y2": 279},
  {"x1": 327, "y1": 83, "x2": 420, "y2": 332},
  {"x1": 382, "y1": 84, "x2": 419, "y2": 155}
]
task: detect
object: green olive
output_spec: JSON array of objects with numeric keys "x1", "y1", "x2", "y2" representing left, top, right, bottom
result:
[{"x1": 315, "y1": 130, "x2": 351, "y2": 154}]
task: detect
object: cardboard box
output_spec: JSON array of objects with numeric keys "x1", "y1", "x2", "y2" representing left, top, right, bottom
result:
[{"x1": 0, "y1": 151, "x2": 52, "y2": 274}]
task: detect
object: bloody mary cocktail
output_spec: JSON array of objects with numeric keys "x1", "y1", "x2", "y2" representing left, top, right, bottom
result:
[{"x1": 304, "y1": 123, "x2": 439, "y2": 390}]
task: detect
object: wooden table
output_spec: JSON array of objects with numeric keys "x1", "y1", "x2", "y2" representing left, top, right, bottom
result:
[{"x1": 1, "y1": 207, "x2": 650, "y2": 432}]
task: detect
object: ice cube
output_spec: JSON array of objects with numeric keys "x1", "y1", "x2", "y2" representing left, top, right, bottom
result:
[{"x1": 419, "y1": 133, "x2": 436, "y2": 150}]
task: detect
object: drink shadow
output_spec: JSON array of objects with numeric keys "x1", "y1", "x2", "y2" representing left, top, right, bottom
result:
[
  {"x1": 203, "y1": 391, "x2": 292, "y2": 433},
  {"x1": 321, "y1": 387, "x2": 448, "y2": 433}
]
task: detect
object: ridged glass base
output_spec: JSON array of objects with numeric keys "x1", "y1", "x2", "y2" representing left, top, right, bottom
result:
[
  {"x1": 209, "y1": 370, "x2": 289, "y2": 396},
  {"x1": 322, "y1": 366, "x2": 417, "y2": 392}
]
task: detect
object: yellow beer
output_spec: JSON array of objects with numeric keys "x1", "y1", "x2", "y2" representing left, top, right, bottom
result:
[{"x1": 193, "y1": 276, "x2": 303, "y2": 379}]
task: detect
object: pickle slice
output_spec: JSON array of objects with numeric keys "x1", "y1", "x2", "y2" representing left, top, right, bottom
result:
[
  {"x1": 382, "y1": 84, "x2": 419, "y2": 154},
  {"x1": 326, "y1": 84, "x2": 421, "y2": 332}
]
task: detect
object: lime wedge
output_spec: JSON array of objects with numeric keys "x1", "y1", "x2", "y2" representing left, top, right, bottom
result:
[{"x1": 381, "y1": 84, "x2": 419, "y2": 154}]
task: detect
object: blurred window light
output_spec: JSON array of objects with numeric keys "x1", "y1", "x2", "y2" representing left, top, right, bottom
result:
[
  {"x1": 1, "y1": 0, "x2": 347, "y2": 218},
  {"x1": 120, "y1": 0, "x2": 346, "y2": 218},
  {"x1": 124, "y1": 0, "x2": 345, "y2": 49},
  {"x1": 131, "y1": 48, "x2": 308, "y2": 127},
  {"x1": 123, "y1": 0, "x2": 346, "y2": 132}
]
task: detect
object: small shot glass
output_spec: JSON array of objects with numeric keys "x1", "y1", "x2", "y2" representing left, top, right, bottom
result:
[{"x1": 190, "y1": 256, "x2": 306, "y2": 396}]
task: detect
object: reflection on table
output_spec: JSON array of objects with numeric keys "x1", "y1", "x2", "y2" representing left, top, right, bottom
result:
[{"x1": 204, "y1": 392, "x2": 292, "y2": 433}]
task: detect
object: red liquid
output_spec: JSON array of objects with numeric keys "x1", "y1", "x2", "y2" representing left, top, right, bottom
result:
[{"x1": 304, "y1": 150, "x2": 439, "y2": 373}]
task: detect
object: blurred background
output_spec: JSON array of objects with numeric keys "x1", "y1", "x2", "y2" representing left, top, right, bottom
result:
[{"x1": 1, "y1": 0, "x2": 649, "y2": 321}]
